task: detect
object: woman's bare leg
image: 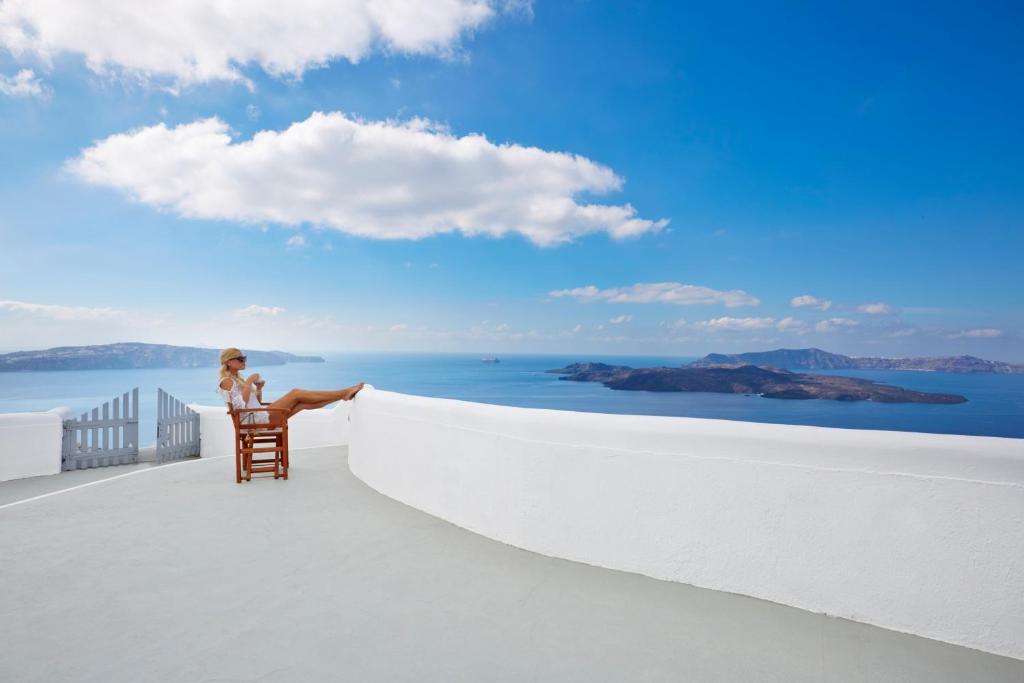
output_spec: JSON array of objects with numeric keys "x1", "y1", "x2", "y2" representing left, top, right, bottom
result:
[
  {"x1": 266, "y1": 384, "x2": 364, "y2": 415},
  {"x1": 287, "y1": 397, "x2": 339, "y2": 416},
  {"x1": 287, "y1": 389, "x2": 345, "y2": 403}
]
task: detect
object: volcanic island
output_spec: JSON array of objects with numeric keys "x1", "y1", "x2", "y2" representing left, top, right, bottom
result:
[{"x1": 547, "y1": 362, "x2": 967, "y2": 403}]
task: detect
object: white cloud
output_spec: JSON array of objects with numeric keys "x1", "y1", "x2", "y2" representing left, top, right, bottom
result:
[
  {"x1": 659, "y1": 318, "x2": 687, "y2": 330},
  {"x1": 549, "y1": 282, "x2": 758, "y2": 307},
  {"x1": 857, "y1": 302, "x2": 897, "y2": 315},
  {"x1": 570, "y1": 324, "x2": 582, "y2": 333},
  {"x1": 608, "y1": 314, "x2": 632, "y2": 324},
  {"x1": 246, "y1": 104, "x2": 260, "y2": 120},
  {"x1": 0, "y1": 0, "x2": 525, "y2": 90},
  {"x1": 66, "y1": 112, "x2": 666, "y2": 247},
  {"x1": 675, "y1": 317, "x2": 802, "y2": 335},
  {"x1": 946, "y1": 328, "x2": 1003, "y2": 339},
  {"x1": 285, "y1": 234, "x2": 307, "y2": 248},
  {"x1": 233, "y1": 304, "x2": 286, "y2": 319},
  {"x1": 693, "y1": 316, "x2": 776, "y2": 332},
  {"x1": 775, "y1": 317, "x2": 808, "y2": 332},
  {"x1": 885, "y1": 327, "x2": 918, "y2": 338},
  {"x1": 466, "y1": 320, "x2": 536, "y2": 341},
  {"x1": 290, "y1": 312, "x2": 346, "y2": 331},
  {"x1": 389, "y1": 323, "x2": 409, "y2": 332},
  {"x1": 0, "y1": 68, "x2": 47, "y2": 97},
  {"x1": 0, "y1": 299, "x2": 122, "y2": 320},
  {"x1": 815, "y1": 317, "x2": 858, "y2": 333},
  {"x1": 790, "y1": 294, "x2": 831, "y2": 311}
]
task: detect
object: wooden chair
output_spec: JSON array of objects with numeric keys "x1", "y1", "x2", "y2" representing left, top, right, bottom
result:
[{"x1": 227, "y1": 402, "x2": 290, "y2": 483}]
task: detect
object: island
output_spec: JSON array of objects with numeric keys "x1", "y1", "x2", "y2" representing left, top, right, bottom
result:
[
  {"x1": 0, "y1": 342, "x2": 325, "y2": 372},
  {"x1": 547, "y1": 362, "x2": 967, "y2": 403},
  {"x1": 687, "y1": 348, "x2": 1024, "y2": 374}
]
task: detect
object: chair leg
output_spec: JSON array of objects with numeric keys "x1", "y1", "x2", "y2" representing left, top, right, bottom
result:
[
  {"x1": 283, "y1": 429, "x2": 289, "y2": 480},
  {"x1": 232, "y1": 429, "x2": 289, "y2": 482},
  {"x1": 275, "y1": 434, "x2": 283, "y2": 479}
]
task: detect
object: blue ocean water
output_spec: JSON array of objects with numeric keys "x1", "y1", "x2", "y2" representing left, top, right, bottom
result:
[{"x1": 1, "y1": 352, "x2": 1022, "y2": 446}]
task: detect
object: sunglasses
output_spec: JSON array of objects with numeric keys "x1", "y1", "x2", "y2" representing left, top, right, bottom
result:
[{"x1": 235, "y1": 355, "x2": 247, "y2": 362}]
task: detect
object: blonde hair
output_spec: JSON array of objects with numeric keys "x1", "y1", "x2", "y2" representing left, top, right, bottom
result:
[
  {"x1": 218, "y1": 348, "x2": 249, "y2": 388},
  {"x1": 218, "y1": 363, "x2": 248, "y2": 388}
]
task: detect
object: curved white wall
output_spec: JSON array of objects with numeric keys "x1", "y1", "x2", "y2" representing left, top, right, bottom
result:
[{"x1": 348, "y1": 386, "x2": 1024, "y2": 660}]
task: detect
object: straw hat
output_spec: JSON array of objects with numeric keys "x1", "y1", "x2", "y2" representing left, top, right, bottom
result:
[{"x1": 219, "y1": 347, "x2": 244, "y2": 364}]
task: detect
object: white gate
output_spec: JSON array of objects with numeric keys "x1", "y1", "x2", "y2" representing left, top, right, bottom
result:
[
  {"x1": 62, "y1": 388, "x2": 139, "y2": 470},
  {"x1": 155, "y1": 388, "x2": 201, "y2": 464}
]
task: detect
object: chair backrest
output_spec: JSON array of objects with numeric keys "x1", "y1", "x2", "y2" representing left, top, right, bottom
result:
[
  {"x1": 225, "y1": 402, "x2": 285, "y2": 433},
  {"x1": 225, "y1": 403, "x2": 246, "y2": 435}
]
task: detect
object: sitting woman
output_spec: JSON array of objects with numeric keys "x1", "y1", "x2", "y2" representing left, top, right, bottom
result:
[{"x1": 217, "y1": 347, "x2": 364, "y2": 427}]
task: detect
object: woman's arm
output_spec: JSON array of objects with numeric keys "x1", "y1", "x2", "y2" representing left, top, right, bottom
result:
[
  {"x1": 241, "y1": 373, "x2": 261, "y2": 403},
  {"x1": 220, "y1": 375, "x2": 258, "y2": 403}
]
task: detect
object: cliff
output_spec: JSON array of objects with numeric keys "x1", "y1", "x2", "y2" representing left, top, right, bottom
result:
[
  {"x1": 688, "y1": 348, "x2": 1024, "y2": 374},
  {"x1": 0, "y1": 342, "x2": 325, "y2": 372}
]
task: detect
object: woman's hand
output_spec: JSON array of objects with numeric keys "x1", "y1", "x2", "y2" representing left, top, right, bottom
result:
[{"x1": 247, "y1": 373, "x2": 261, "y2": 385}]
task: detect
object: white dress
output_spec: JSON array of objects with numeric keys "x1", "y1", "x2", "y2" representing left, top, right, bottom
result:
[{"x1": 217, "y1": 377, "x2": 269, "y2": 425}]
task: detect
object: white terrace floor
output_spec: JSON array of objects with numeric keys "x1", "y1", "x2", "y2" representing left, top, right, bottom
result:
[{"x1": 2, "y1": 446, "x2": 1022, "y2": 683}]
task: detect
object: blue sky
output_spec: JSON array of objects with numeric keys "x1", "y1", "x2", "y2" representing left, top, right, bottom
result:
[{"x1": 1, "y1": 1, "x2": 1021, "y2": 360}]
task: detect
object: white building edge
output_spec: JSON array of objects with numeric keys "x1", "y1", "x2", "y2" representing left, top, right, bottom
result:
[{"x1": 2, "y1": 384, "x2": 1022, "y2": 666}]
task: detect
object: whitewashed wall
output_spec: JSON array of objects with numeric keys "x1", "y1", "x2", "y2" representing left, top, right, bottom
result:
[
  {"x1": 0, "y1": 407, "x2": 70, "y2": 481},
  {"x1": 190, "y1": 401, "x2": 350, "y2": 458},
  {"x1": 348, "y1": 386, "x2": 1024, "y2": 660},
  {"x1": 0, "y1": 401, "x2": 349, "y2": 484}
]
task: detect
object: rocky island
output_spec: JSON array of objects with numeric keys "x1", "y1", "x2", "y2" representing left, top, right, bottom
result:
[
  {"x1": 548, "y1": 362, "x2": 967, "y2": 403},
  {"x1": 0, "y1": 342, "x2": 325, "y2": 372},
  {"x1": 687, "y1": 348, "x2": 1023, "y2": 374}
]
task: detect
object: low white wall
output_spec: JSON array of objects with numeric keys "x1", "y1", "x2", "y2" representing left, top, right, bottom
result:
[
  {"x1": 190, "y1": 401, "x2": 350, "y2": 458},
  {"x1": 0, "y1": 402, "x2": 349, "y2": 482},
  {"x1": 348, "y1": 386, "x2": 1024, "y2": 660},
  {"x1": 0, "y1": 408, "x2": 69, "y2": 481}
]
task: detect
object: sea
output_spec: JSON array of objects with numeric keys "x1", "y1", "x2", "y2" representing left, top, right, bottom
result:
[{"x1": 1, "y1": 352, "x2": 1022, "y2": 446}]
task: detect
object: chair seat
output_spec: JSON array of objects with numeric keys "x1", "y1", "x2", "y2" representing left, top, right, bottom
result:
[{"x1": 240, "y1": 426, "x2": 283, "y2": 434}]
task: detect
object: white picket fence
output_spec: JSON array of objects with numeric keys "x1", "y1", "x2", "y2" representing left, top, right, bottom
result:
[{"x1": 62, "y1": 388, "x2": 139, "y2": 470}]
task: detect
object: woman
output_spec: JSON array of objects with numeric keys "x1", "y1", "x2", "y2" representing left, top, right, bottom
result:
[{"x1": 217, "y1": 347, "x2": 364, "y2": 427}]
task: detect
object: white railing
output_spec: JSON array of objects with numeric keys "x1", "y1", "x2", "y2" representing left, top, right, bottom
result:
[{"x1": 348, "y1": 386, "x2": 1024, "y2": 660}]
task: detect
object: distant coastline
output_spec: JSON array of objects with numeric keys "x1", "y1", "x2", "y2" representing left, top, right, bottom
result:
[
  {"x1": 687, "y1": 347, "x2": 1024, "y2": 374},
  {"x1": 0, "y1": 342, "x2": 325, "y2": 372},
  {"x1": 0, "y1": 351, "x2": 1020, "y2": 438},
  {"x1": 548, "y1": 362, "x2": 968, "y2": 404},
  {"x1": 2, "y1": 343, "x2": 1020, "y2": 379}
]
